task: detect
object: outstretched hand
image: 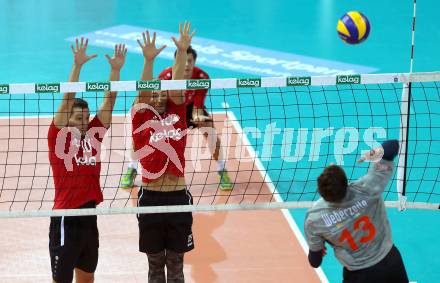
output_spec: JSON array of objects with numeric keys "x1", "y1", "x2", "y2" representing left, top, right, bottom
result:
[
  {"x1": 172, "y1": 21, "x2": 196, "y2": 52},
  {"x1": 71, "y1": 37, "x2": 98, "y2": 67},
  {"x1": 105, "y1": 44, "x2": 127, "y2": 71},
  {"x1": 137, "y1": 31, "x2": 167, "y2": 62},
  {"x1": 357, "y1": 146, "x2": 384, "y2": 163}
]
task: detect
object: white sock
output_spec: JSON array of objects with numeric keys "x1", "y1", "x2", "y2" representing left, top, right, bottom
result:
[
  {"x1": 128, "y1": 161, "x2": 138, "y2": 170},
  {"x1": 217, "y1": 160, "x2": 226, "y2": 172}
]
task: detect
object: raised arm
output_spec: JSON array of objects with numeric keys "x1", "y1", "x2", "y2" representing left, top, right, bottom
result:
[
  {"x1": 54, "y1": 38, "x2": 97, "y2": 128},
  {"x1": 96, "y1": 44, "x2": 127, "y2": 129},
  {"x1": 135, "y1": 31, "x2": 167, "y2": 105},
  {"x1": 169, "y1": 22, "x2": 195, "y2": 105},
  {"x1": 191, "y1": 84, "x2": 212, "y2": 125},
  {"x1": 355, "y1": 139, "x2": 400, "y2": 196}
]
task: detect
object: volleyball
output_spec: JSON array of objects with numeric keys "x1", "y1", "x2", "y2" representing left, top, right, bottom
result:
[{"x1": 337, "y1": 11, "x2": 371, "y2": 44}]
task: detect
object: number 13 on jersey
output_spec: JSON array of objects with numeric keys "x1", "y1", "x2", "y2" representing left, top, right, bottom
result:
[{"x1": 339, "y1": 215, "x2": 376, "y2": 251}]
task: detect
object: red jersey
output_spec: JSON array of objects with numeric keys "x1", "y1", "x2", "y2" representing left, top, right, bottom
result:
[
  {"x1": 48, "y1": 116, "x2": 107, "y2": 209},
  {"x1": 158, "y1": 66, "x2": 209, "y2": 108},
  {"x1": 131, "y1": 99, "x2": 187, "y2": 183}
]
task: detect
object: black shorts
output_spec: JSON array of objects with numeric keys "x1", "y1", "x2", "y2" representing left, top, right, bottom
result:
[
  {"x1": 343, "y1": 245, "x2": 408, "y2": 283},
  {"x1": 137, "y1": 188, "x2": 194, "y2": 254},
  {"x1": 186, "y1": 103, "x2": 210, "y2": 129},
  {"x1": 49, "y1": 202, "x2": 99, "y2": 283}
]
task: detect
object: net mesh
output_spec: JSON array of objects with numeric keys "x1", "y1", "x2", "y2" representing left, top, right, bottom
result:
[{"x1": 0, "y1": 73, "x2": 439, "y2": 217}]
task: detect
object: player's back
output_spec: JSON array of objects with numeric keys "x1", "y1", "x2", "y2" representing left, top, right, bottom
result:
[{"x1": 306, "y1": 160, "x2": 395, "y2": 270}]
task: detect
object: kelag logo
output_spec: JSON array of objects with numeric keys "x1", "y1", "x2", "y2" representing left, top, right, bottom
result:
[
  {"x1": 237, "y1": 78, "x2": 261, "y2": 88},
  {"x1": 137, "y1": 80, "x2": 161, "y2": 91},
  {"x1": 86, "y1": 82, "x2": 110, "y2": 92},
  {"x1": 336, "y1": 75, "x2": 361, "y2": 85},
  {"x1": 187, "y1": 79, "x2": 211, "y2": 90},
  {"x1": 0, "y1": 84, "x2": 9, "y2": 94},
  {"x1": 287, "y1": 76, "x2": 311, "y2": 86},
  {"x1": 35, "y1": 83, "x2": 60, "y2": 93}
]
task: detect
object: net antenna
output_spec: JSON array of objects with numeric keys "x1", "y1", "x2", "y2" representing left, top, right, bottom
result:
[{"x1": 397, "y1": 0, "x2": 417, "y2": 211}]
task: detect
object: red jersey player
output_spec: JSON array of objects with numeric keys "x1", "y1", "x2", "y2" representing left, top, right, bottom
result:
[
  {"x1": 131, "y1": 23, "x2": 195, "y2": 282},
  {"x1": 48, "y1": 38, "x2": 126, "y2": 282},
  {"x1": 121, "y1": 47, "x2": 232, "y2": 191}
]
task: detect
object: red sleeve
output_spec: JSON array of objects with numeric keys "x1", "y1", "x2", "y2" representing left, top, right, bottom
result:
[
  {"x1": 89, "y1": 115, "x2": 107, "y2": 129},
  {"x1": 131, "y1": 106, "x2": 154, "y2": 151},
  {"x1": 158, "y1": 67, "x2": 173, "y2": 80},
  {"x1": 88, "y1": 116, "x2": 108, "y2": 143},
  {"x1": 192, "y1": 67, "x2": 209, "y2": 79},
  {"x1": 48, "y1": 121, "x2": 60, "y2": 151},
  {"x1": 193, "y1": 89, "x2": 208, "y2": 108},
  {"x1": 192, "y1": 67, "x2": 210, "y2": 108}
]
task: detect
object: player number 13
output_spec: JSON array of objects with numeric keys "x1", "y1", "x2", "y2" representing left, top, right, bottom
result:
[{"x1": 339, "y1": 215, "x2": 376, "y2": 251}]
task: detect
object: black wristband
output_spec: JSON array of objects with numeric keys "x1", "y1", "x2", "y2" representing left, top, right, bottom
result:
[{"x1": 381, "y1": 140, "x2": 399, "y2": 161}]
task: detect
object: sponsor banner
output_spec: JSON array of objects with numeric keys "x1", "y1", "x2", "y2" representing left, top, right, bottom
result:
[
  {"x1": 35, "y1": 83, "x2": 60, "y2": 93},
  {"x1": 336, "y1": 75, "x2": 361, "y2": 85},
  {"x1": 137, "y1": 80, "x2": 161, "y2": 91},
  {"x1": 186, "y1": 79, "x2": 211, "y2": 89},
  {"x1": 0, "y1": 84, "x2": 9, "y2": 94},
  {"x1": 237, "y1": 78, "x2": 261, "y2": 88},
  {"x1": 287, "y1": 76, "x2": 311, "y2": 86},
  {"x1": 86, "y1": 82, "x2": 110, "y2": 92}
]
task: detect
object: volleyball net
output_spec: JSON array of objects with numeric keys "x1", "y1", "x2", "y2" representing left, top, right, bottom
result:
[{"x1": 0, "y1": 72, "x2": 439, "y2": 217}]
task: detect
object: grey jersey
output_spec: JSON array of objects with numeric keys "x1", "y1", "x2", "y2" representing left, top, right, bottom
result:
[{"x1": 305, "y1": 160, "x2": 395, "y2": 270}]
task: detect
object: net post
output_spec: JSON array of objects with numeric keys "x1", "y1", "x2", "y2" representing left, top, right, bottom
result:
[
  {"x1": 397, "y1": 81, "x2": 412, "y2": 211},
  {"x1": 397, "y1": 0, "x2": 417, "y2": 211}
]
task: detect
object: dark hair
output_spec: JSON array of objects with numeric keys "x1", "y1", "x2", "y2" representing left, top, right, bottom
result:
[
  {"x1": 317, "y1": 165, "x2": 348, "y2": 202},
  {"x1": 173, "y1": 45, "x2": 197, "y2": 61},
  {"x1": 71, "y1": 98, "x2": 89, "y2": 114}
]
